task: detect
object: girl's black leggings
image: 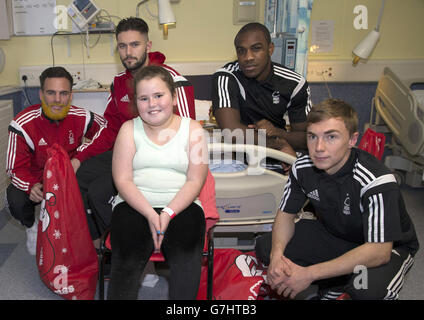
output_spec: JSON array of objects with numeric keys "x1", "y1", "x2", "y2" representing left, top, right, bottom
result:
[{"x1": 107, "y1": 201, "x2": 205, "y2": 300}]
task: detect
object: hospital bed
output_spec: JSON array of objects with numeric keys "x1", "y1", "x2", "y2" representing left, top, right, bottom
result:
[
  {"x1": 368, "y1": 67, "x2": 424, "y2": 187},
  {"x1": 208, "y1": 143, "x2": 297, "y2": 250}
]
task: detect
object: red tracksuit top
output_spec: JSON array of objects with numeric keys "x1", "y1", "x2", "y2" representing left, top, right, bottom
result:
[
  {"x1": 74, "y1": 51, "x2": 196, "y2": 163},
  {"x1": 6, "y1": 105, "x2": 106, "y2": 194}
]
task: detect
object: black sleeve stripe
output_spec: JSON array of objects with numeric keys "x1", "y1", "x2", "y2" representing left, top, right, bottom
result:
[
  {"x1": 174, "y1": 79, "x2": 192, "y2": 88},
  {"x1": 8, "y1": 125, "x2": 24, "y2": 138},
  {"x1": 87, "y1": 111, "x2": 94, "y2": 132}
]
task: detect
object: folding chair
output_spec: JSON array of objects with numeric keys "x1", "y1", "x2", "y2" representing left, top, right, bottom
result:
[{"x1": 97, "y1": 219, "x2": 216, "y2": 300}]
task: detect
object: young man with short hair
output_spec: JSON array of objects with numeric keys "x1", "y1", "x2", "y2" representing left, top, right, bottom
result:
[
  {"x1": 6, "y1": 66, "x2": 106, "y2": 255},
  {"x1": 255, "y1": 98, "x2": 419, "y2": 300},
  {"x1": 211, "y1": 22, "x2": 312, "y2": 156}
]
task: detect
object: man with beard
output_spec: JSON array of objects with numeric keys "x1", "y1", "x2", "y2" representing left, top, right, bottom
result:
[
  {"x1": 211, "y1": 22, "x2": 312, "y2": 159},
  {"x1": 71, "y1": 17, "x2": 217, "y2": 248},
  {"x1": 5, "y1": 66, "x2": 106, "y2": 255}
]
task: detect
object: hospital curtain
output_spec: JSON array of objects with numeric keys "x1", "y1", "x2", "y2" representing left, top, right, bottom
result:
[{"x1": 264, "y1": 0, "x2": 314, "y2": 78}]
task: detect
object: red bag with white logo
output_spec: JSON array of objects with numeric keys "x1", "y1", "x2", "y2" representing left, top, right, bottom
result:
[
  {"x1": 36, "y1": 143, "x2": 98, "y2": 300},
  {"x1": 196, "y1": 249, "x2": 266, "y2": 300},
  {"x1": 358, "y1": 128, "x2": 386, "y2": 160}
]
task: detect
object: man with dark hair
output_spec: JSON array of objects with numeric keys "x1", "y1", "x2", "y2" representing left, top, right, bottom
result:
[
  {"x1": 211, "y1": 22, "x2": 312, "y2": 157},
  {"x1": 73, "y1": 17, "x2": 195, "y2": 167},
  {"x1": 255, "y1": 99, "x2": 419, "y2": 300},
  {"x1": 71, "y1": 17, "x2": 217, "y2": 246},
  {"x1": 6, "y1": 66, "x2": 106, "y2": 255},
  {"x1": 39, "y1": 66, "x2": 74, "y2": 90}
]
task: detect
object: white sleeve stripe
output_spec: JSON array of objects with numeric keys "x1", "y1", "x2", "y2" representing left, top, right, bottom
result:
[
  {"x1": 93, "y1": 113, "x2": 107, "y2": 126},
  {"x1": 216, "y1": 69, "x2": 246, "y2": 100},
  {"x1": 294, "y1": 163, "x2": 314, "y2": 170},
  {"x1": 217, "y1": 75, "x2": 224, "y2": 107},
  {"x1": 176, "y1": 87, "x2": 189, "y2": 117},
  {"x1": 15, "y1": 109, "x2": 40, "y2": 126},
  {"x1": 354, "y1": 170, "x2": 371, "y2": 187},
  {"x1": 217, "y1": 75, "x2": 230, "y2": 108},
  {"x1": 83, "y1": 109, "x2": 90, "y2": 136},
  {"x1": 274, "y1": 70, "x2": 302, "y2": 83},
  {"x1": 279, "y1": 177, "x2": 292, "y2": 211},
  {"x1": 368, "y1": 195, "x2": 375, "y2": 242},
  {"x1": 360, "y1": 174, "x2": 397, "y2": 198},
  {"x1": 77, "y1": 125, "x2": 106, "y2": 152},
  {"x1": 6, "y1": 132, "x2": 17, "y2": 175},
  {"x1": 173, "y1": 75, "x2": 187, "y2": 83},
  {"x1": 367, "y1": 193, "x2": 385, "y2": 242},
  {"x1": 286, "y1": 77, "x2": 306, "y2": 109},
  {"x1": 180, "y1": 87, "x2": 190, "y2": 117},
  {"x1": 274, "y1": 65, "x2": 302, "y2": 81},
  {"x1": 176, "y1": 88, "x2": 185, "y2": 117},
  {"x1": 292, "y1": 156, "x2": 313, "y2": 180},
  {"x1": 11, "y1": 176, "x2": 30, "y2": 191},
  {"x1": 294, "y1": 157, "x2": 313, "y2": 166},
  {"x1": 355, "y1": 162, "x2": 376, "y2": 182},
  {"x1": 384, "y1": 254, "x2": 413, "y2": 299},
  {"x1": 353, "y1": 162, "x2": 375, "y2": 187},
  {"x1": 163, "y1": 65, "x2": 179, "y2": 77},
  {"x1": 379, "y1": 193, "x2": 385, "y2": 242}
]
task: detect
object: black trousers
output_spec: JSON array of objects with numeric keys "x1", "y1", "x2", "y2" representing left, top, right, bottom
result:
[
  {"x1": 6, "y1": 184, "x2": 97, "y2": 239},
  {"x1": 107, "y1": 202, "x2": 206, "y2": 300},
  {"x1": 6, "y1": 183, "x2": 101, "y2": 239},
  {"x1": 255, "y1": 219, "x2": 414, "y2": 300},
  {"x1": 76, "y1": 151, "x2": 116, "y2": 239},
  {"x1": 6, "y1": 184, "x2": 39, "y2": 228}
]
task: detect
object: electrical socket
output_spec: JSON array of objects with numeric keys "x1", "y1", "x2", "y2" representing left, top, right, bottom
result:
[
  {"x1": 71, "y1": 71, "x2": 83, "y2": 82},
  {"x1": 19, "y1": 64, "x2": 123, "y2": 87},
  {"x1": 306, "y1": 64, "x2": 338, "y2": 82},
  {"x1": 19, "y1": 65, "x2": 86, "y2": 87},
  {"x1": 320, "y1": 67, "x2": 334, "y2": 78},
  {"x1": 21, "y1": 73, "x2": 38, "y2": 86}
]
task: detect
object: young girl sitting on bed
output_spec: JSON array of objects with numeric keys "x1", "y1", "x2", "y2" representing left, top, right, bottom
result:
[{"x1": 107, "y1": 65, "x2": 208, "y2": 300}]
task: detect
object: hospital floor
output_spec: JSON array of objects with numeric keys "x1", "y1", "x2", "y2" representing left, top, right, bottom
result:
[{"x1": 0, "y1": 185, "x2": 423, "y2": 300}]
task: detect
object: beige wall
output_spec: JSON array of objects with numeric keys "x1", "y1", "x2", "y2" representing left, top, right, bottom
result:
[
  {"x1": 309, "y1": 0, "x2": 424, "y2": 61},
  {"x1": 0, "y1": 0, "x2": 423, "y2": 86}
]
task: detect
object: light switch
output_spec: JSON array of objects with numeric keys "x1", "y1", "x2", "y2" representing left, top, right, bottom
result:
[{"x1": 233, "y1": 0, "x2": 259, "y2": 25}]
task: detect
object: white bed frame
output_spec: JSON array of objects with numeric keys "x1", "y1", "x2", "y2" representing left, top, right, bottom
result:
[
  {"x1": 208, "y1": 143, "x2": 297, "y2": 250},
  {"x1": 368, "y1": 67, "x2": 424, "y2": 187}
]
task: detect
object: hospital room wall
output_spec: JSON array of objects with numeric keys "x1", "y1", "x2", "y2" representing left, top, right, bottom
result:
[
  {"x1": 308, "y1": 0, "x2": 424, "y2": 61},
  {"x1": 0, "y1": 0, "x2": 424, "y2": 87}
]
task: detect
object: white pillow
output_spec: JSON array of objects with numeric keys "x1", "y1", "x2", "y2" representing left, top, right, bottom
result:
[
  {"x1": 413, "y1": 90, "x2": 424, "y2": 107},
  {"x1": 194, "y1": 99, "x2": 212, "y2": 121}
]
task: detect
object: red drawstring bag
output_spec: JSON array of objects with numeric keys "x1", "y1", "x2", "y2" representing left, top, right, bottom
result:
[
  {"x1": 196, "y1": 249, "x2": 266, "y2": 300},
  {"x1": 36, "y1": 143, "x2": 98, "y2": 300},
  {"x1": 358, "y1": 128, "x2": 386, "y2": 160}
]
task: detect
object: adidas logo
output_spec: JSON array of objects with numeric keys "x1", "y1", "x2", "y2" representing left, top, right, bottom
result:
[
  {"x1": 120, "y1": 94, "x2": 130, "y2": 102},
  {"x1": 38, "y1": 138, "x2": 47, "y2": 146},
  {"x1": 307, "y1": 189, "x2": 320, "y2": 201}
]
